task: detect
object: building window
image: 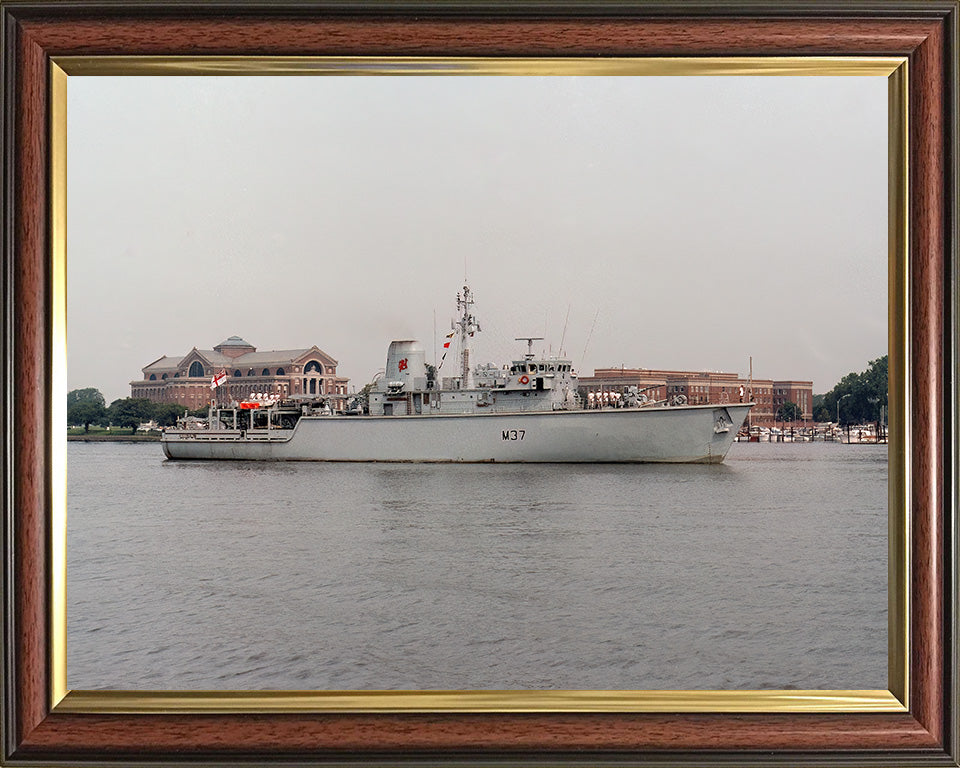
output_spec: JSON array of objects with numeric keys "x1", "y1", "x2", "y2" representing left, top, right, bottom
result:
[
  {"x1": 149, "y1": 374, "x2": 156, "y2": 380},
  {"x1": 161, "y1": 373, "x2": 167, "y2": 380},
  {"x1": 188, "y1": 361, "x2": 204, "y2": 378},
  {"x1": 277, "y1": 368, "x2": 285, "y2": 376},
  {"x1": 234, "y1": 369, "x2": 241, "y2": 377},
  {"x1": 248, "y1": 369, "x2": 255, "y2": 377},
  {"x1": 262, "y1": 368, "x2": 270, "y2": 376},
  {"x1": 304, "y1": 361, "x2": 323, "y2": 374}
]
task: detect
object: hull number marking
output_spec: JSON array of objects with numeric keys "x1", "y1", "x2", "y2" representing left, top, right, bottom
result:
[{"x1": 502, "y1": 429, "x2": 525, "y2": 441}]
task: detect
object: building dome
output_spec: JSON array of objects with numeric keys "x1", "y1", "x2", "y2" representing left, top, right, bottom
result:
[
  {"x1": 216, "y1": 335, "x2": 253, "y2": 348},
  {"x1": 214, "y1": 336, "x2": 256, "y2": 358}
]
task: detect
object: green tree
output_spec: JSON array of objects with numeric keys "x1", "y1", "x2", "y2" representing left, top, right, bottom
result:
[
  {"x1": 776, "y1": 401, "x2": 802, "y2": 422},
  {"x1": 67, "y1": 387, "x2": 105, "y2": 409},
  {"x1": 811, "y1": 393, "x2": 830, "y2": 422},
  {"x1": 107, "y1": 398, "x2": 156, "y2": 433},
  {"x1": 819, "y1": 355, "x2": 888, "y2": 425},
  {"x1": 67, "y1": 400, "x2": 106, "y2": 432},
  {"x1": 152, "y1": 402, "x2": 187, "y2": 427},
  {"x1": 861, "y1": 355, "x2": 888, "y2": 400}
]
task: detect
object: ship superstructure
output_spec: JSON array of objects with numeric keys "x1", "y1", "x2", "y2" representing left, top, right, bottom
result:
[{"x1": 368, "y1": 288, "x2": 579, "y2": 418}]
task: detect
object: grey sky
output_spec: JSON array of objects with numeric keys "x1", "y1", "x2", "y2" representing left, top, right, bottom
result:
[{"x1": 67, "y1": 75, "x2": 887, "y2": 404}]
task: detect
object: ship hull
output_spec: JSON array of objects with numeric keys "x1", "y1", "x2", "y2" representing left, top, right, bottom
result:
[{"x1": 161, "y1": 403, "x2": 752, "y2": 463}]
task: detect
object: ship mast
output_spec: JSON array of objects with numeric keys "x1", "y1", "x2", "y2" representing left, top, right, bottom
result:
[{"x1": 454, "y1": 285, "x2": 481, "y2": 390}]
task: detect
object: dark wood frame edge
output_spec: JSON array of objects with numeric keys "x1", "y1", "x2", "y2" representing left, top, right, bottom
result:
[
  {"x1": 1, "y1": 1, "x2": 17, "y2": 762},
  {"x1": 1, "y1": 3, "x2": 956, "y2": 765},
  {"x1": 0, "y1": 0, "x2": 956, "y2": 19}
]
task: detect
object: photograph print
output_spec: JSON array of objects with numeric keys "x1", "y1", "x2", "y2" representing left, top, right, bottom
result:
[{"x1": 65, "y1": 70, "x2": 890, "y2": 692}]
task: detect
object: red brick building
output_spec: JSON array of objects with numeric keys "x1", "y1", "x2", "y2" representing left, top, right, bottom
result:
[
  {"x1": 747, "y1": 380, "x2": 776, "y2": 424},
  {"x1": 773, "y1": 380, "x2": 814, "y2": 421},
  {"x1": 131, "y1": 336, "x2": 349, "y2": 410},
  {"x1": 580, "y1": 367, "x2": 813, "y2": 425}
]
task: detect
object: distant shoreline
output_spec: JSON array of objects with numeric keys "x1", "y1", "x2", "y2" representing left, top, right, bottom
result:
[{"x1": 67, "y1": 434, "x2": 161, "y2": 443}]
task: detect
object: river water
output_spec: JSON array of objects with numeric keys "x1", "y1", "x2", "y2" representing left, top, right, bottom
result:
[{"x1": 66, "y1": 441, "x2": 887, "y2": 691}]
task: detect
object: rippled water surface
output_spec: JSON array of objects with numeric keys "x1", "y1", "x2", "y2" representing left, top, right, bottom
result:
[{"x1": 67, "y1": 441, "x2": 887, "y2": 690}]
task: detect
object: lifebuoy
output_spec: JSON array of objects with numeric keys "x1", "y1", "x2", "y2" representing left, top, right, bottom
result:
[{"x1": 519, "y1": 375, "x2": 530, "y2": 385}]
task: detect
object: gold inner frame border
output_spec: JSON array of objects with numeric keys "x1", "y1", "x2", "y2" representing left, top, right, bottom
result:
[{"x1": 49, "y1": 55, "x2": 909, "y2": 715}]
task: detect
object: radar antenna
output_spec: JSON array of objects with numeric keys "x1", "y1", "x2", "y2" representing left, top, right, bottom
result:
[{"x1": 515, "y1": 337, "x2": 545, "y2": 361}]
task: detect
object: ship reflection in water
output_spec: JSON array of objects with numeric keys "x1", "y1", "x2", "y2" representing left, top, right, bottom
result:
[{"x1": 67, "y1": 440, "x2": 887, "y2": 692}]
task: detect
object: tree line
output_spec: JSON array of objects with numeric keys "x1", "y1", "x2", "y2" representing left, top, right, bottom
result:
[
  {"x1": 811, "y1": 355, "x2": 888, "y2": 425},
  {"x1": 67, "y1": 388, "x2": 205, "y2": 433}
]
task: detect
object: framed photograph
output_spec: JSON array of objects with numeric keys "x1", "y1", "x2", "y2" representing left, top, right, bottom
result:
[{"x1": 2, "y1": 2, "x2": 956, "y2": 766}]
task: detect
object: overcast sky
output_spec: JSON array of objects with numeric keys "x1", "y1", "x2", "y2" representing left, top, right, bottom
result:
[{"x1": 67, "y1": 75, "x2": 887, "y2": 404}]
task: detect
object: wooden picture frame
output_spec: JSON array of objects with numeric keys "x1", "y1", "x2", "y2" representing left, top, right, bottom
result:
[{"x1": 2, "y1": 2, "x2": 956, "y2": 765}]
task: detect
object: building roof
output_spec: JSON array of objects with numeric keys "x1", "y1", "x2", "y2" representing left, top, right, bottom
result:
[
  {"x1": 193, "y1": 350, "x2": 232, "y2": 365},
  {"x1": 143, "y1": 355, "x2": 183, "y2": 372},
  {"x1": 142, "y1": 345, "x2": 337, "y2": 374},
  {"x1": 224, "y1": 349, "x2": 312, "y2": 366},
  {"x1": 216, "y1": 335, "x2": 255, "y2": 348}
]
